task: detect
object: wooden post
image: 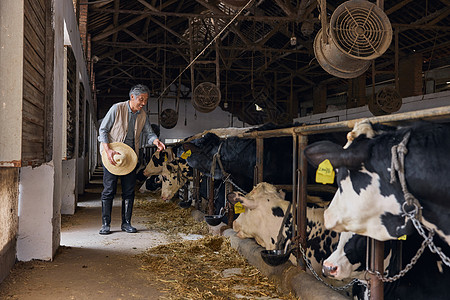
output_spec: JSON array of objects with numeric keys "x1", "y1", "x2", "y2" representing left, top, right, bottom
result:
[
  {"x1": 194, "y1": 169, "x2": 200, "y2": 210},
  {"x1": 255, "y1": 138, "x2": 264, "y2": 185},
  {"x1": 298, "y1": 135, "x2": 308, "y2": 271},
  {"x1": 226, "y1": 182, "x2": 234, "y2": 226},
  {"x1": 369, "y1": 238, "x2": 384, "y2": 300},
  {"x1": 208, "y1": 177, "x2": 215, "y2": 215}
]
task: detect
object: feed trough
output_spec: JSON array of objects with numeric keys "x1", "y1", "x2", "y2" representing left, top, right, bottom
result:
[
  {"x1": 204, "y1": 206, "x2": 226, "y2": 226},
  {"x1": 260, "y1": 249, "x2": 291, "y2": 266}
]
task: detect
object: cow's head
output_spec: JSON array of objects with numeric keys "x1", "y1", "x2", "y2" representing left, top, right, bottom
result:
[
  {"x1": 304, "y1": 139, "x2": 412, "y2": 241},
  {"x1": 227, "y1": 182, "x2": 291, "y2": 250},
  {"x1": 138, "y1": 175, "x2": 162, "y2": 193},
  {"x1": 323, "y1": 232, "x2": 395, "y2": 281},
  {"x1": 322, "y1": 232, "x2": 365, "y2": 280},
  {"x1": 180, "y1": 133, "x2": 224, "y2": 180},
  {"x1": 143, "y1": 148, "x2": 174, "y2": 177},
  {"x1": 160, "y1": 157, "x2": 192, "y2": 201}
]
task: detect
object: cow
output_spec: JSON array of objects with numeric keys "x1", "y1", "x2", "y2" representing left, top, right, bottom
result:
[
  {"x1": 142, "y1": 148, "x2": 175, "y2": 177},
  {"x1": 159, "y1": 156, "x2": 230, "y2": 221},
  {"x1": 304, "y1": 121, "x2": 450, "y2": 246},
  {"x1": 323, "y1": 231, "x2": 450, "y2": 300},
  {"x1": 227, "y1": 182, "x2": 340, "y2": 276},
  {"x1": 179, "y1": 125, "x2": 346, "y2": 195},
  {"x1": 138, "y1": 174, "x2": 162, "y2": 193},
  {"x1": 160, "y1": 157, "x2": 193, "y2": 201}
]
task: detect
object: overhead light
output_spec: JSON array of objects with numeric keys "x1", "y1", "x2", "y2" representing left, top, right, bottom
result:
[
  {"x1": 255, "y1": 104, "x2": 263, "y2": 111},
  {"x1": 290, "y1": 36, "x2": 297, "y2": 46}
]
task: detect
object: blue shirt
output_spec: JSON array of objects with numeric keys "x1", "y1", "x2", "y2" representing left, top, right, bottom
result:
[{"x1": 98, "y1": 101, "x2": 158, "y2": 149}]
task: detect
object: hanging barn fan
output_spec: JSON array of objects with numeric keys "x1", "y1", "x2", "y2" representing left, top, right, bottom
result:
[
  {"x1": 160, "y1": 108, "x2": 178, "y2": 129},
  {"x1": 330, "y1": 0, "x2": 392, "y2": 60},
  {"x1": 314, "y1": 0, "x2": 392, "y2": 78},
  {"x1": 192, "y1": 82, "x2": 221, "y2": 113}
]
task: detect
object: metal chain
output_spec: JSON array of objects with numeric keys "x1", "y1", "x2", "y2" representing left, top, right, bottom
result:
[
  {"x1": 298, "y1": 242, "x2": 362, "y2": 291},
  {"x1": 406, "y1": 208, "x2": 450, "y2": 267},
  {"x1": 365, "y1": 228, "x2": 433, "y2": 282},
  {"x1": 365, "y1": 204, "x2": 450, "y2": 284}
]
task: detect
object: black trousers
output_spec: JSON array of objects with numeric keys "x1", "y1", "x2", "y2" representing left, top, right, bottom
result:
[{"x1": 101, "y1": 166, "x2": 136, "y2": 202}]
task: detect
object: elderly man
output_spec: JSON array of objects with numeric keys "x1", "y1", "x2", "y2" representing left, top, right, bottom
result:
[{"x1": 98, "y1": 84, "x2": 165, "y2": 235}]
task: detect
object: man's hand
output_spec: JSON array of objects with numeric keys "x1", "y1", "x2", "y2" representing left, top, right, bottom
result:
[
  {"x1": 102, "y1": 142, "x2": 119, "y2": 165},
  {"x1": 153, "y1": 139, "x2": 166, "y2": 152}
]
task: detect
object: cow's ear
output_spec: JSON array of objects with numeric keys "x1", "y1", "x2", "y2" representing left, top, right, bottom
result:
[
  {"x1": 182, "y1": 142, "x2": 199, "y2": 153},
  {"x1": 240, "y1": 197, "x2": 258, "y2": 210},
  {"x1": 304, "y1": 141, "x2": 367, "y2": 169}
]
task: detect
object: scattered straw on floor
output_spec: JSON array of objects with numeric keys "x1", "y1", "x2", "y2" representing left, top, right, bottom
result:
[
  {"x1": 138, "y1": 236, "x2": 296, "y2": 300},
  {"x1": 135, "y1": 197, "x2": 209, "y2": 237},
  {"x1": 134, "y1": 196, "x2": 297, "y2": 299}
]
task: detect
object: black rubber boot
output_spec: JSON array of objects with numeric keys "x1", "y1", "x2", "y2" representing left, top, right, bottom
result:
[
  {"x1": 99, "y1": 200, "x2": 113, "y2": 235},
  {"x1": 121, "y1": 199, "x2": 137, "y2": 233}
]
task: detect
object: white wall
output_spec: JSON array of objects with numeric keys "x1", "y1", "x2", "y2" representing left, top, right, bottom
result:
[
  {"x1": 17, "y1": 165, "x2": 55, "y2": 261},
  {"x1": 294, "y1": 90, "x2": 450, "y2": 125},
  {"x1": 0, "y1": 0, "x2": 23, "y2": 166},
  {"x1": 147, "y1": 97, "x2": 247, "y2": 142}
]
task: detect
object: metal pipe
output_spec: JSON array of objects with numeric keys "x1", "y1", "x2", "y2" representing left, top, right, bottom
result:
[
  {"x1": 320, "y1": 0, "x2": 328, "y2": 44},
  {"x1": 237, "y1": 105, "x2": 450, "y2": 139}
]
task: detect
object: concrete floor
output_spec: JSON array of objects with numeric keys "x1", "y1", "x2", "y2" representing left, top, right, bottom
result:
[{"x1": 0, "y1": 174, "x2": 171, "y2": 300}]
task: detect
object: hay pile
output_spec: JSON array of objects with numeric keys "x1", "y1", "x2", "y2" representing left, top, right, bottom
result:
[
  {"x1": 138, "y1": 236, "x2": 296, "y2": 300},
  {"x1": 134, "y1": 198, "x2": 209, "y2": 237},
  {"x1": 134, "y1": 197, "x2": 296, "y2": 299}
]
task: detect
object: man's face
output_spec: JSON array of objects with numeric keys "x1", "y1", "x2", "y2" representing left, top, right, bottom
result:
[{"x1": 129, "y1": 93, "x2": 149, "y2": 112}]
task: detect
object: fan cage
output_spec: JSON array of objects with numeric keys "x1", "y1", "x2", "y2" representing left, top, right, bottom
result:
[
  {"x1": 193, "y1": 82, "x2": 221, "y2": 113},
  {"x1": 330, "y1": 0, "x2": 392, "y2": 60}
]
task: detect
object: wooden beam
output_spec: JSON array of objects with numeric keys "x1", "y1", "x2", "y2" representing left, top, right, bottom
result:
[
  {"x1": 385, "y1": 0, "x2": 413, "y2": 15},
  {"x1": 149, "y1": 16, "x2": 189, "y2": 44},
  {"x1": 275, "y1": 0, "x2": 294, "y2": 16},
  {"x1": 92, "y1": 7, "x2": 301, "y2": 22},
  {"x1": 92, "y1": 14, "x2": 148, "y2": 41},
  {"x1": 136, "y1": 0, "x2": 158, "y2": 12}
]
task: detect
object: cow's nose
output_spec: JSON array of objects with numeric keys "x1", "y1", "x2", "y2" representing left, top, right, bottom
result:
[{"x1": 322, "y1": 262, "x2": 338, "y2": 277}]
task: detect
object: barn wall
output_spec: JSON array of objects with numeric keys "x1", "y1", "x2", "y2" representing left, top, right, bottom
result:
[
  {"x1": 17, "y1": 165, "x2": 55, "y2": 261},
  {"x1": 147, "y1": 98, "x2": 247, "y2": 142},
  {"x1": 22, "y1": 0, "x2": 48, "y2": 165},
  {"x1": 0, "y1": 168, "x2": 19, "y2": 283},
  {"x1": 294, "y1": 90, "x2": 450, "y2": 125},
  {"x1": 0, "y1": 0, "x2": 24, "y2": 166},
  {"x1": 0, "y1": 0, "x2": 23, "y2": 283}
]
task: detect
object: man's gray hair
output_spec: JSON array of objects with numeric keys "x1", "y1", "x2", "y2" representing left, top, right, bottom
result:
[{"x1": 129, "y1": 84, "x2": 150, "y2": 99}]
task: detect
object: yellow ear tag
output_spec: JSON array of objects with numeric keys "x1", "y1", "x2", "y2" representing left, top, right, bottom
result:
[
  {"x1": 316, "y1": 159, "x2": 335, "y2": 184},
  {"x1": 398, "y1": 235, "x2": 407, "y2": 240},
  {"x1": 164, "y1": 153, "x2": 168, "y2": 162},
  {"x1": 180, "y1": 150, "x2": 191, "y2": 160},
  {"x1": 234, "y1": 202, "x2": 245, "y2": 214}
]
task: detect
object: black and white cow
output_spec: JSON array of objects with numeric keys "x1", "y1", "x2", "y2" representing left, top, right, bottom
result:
[
  {"x1": 323, "y1": 231, "x2": 450, "y2": 300},
  {"x1": 304, "y1": 121, "x2": 450, "y2": 246},
  {"x1": 160, "y1": 157, "x2": 193, "y2": 201},
  {"x1": 227, "y1": 182, "x2": 340, "y2": 275},
  {"x1": 138, "y1": 174, "x2": 162, "y2": 193},
  {"x1": 159, "y1": 157, "x2": 228, "y2": 215},
  {"x1": 179, "y1": 125, "x2": 346, "y2": 195},
  {"x1": 142, "y1": 148, "x2": 175, "y2": 177}
]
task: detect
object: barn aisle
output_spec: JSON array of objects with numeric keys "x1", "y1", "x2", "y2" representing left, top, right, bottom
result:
[{"x1": 0, "y1": 170, "x2": 169, "y2": 300}]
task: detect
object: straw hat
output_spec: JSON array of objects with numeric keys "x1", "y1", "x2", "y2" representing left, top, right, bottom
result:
[{"x1": 101, "y1": 142, "x2": 138, "y2": 176}]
